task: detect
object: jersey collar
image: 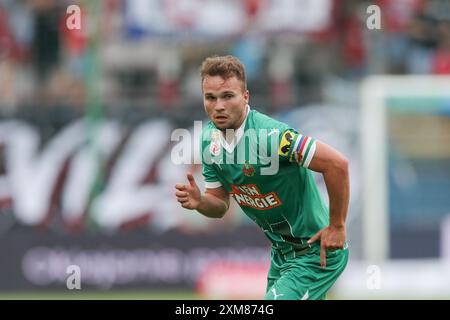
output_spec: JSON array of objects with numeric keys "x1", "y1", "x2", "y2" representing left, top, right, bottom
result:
[{"x1": 218, "y1": 104, "x2": 250, "y2": 153}]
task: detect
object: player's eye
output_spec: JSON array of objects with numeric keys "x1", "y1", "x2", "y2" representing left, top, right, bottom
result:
[
  {"x1": 205, "y1": 96, "x2": 216, "y2": 101},
  {"x1": 224, "y1": 94, "x2": 234, "y2": 99}
]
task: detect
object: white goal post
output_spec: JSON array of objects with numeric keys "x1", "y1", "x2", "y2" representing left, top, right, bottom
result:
[{"x1": 360, "y1": 76, "x2": 450, "y2": 263}]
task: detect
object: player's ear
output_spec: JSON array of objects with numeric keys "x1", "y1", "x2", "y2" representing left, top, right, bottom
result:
[{"x1": 243, "y1": 89, "x2": 250, "y2": 103}]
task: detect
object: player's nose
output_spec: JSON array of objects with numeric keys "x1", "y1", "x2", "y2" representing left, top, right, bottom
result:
[{"x1": 214, "y1": 99, "x2": 226, "y2": 111}]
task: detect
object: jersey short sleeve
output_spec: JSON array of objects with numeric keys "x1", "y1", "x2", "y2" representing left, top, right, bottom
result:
[
  {"x1": 201, "y1": 124, "x2": 223, "y2": 189},
  {"x1": 277, "y1": 129, "x2": 317, "y2": 168},
  {"x1": 202, "y1": 162, "x2": 222, "y2": 189}
]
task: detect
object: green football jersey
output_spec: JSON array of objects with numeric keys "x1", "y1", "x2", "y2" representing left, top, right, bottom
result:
[{"x1": 201, "y1": 106, "x2": 329, "y2": 259}]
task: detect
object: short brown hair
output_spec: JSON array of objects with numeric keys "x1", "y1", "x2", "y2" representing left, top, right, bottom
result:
[{"x1": 201, "y1": 55, "x2": 247, "y2": 91}]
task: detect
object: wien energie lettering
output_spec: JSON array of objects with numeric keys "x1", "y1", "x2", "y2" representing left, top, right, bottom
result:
[{"x1": 231, "y1": 184, "x2": 282, "y2": 210}]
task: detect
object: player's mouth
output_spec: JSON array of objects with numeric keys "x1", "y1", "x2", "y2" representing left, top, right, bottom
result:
[{"x1": 215, "y1": 115, "x2": 228, "y2": 123}]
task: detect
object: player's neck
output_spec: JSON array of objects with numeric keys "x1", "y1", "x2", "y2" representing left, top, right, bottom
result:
[
  {"x1": 233, "y1": 113, "x2": 247, "y2": 130},
  {"x1": 220, "y1": 109, "x2": 247, "y2": 143}
]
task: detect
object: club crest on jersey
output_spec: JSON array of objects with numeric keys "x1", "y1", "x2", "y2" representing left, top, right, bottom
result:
[
  {"x1": 210, "y1": 130, "x2": 221, "y2": 156},
  {"x1": 242, "y1": 161, "x2": 255, "y2": 177},
  {"x1": 210, "y1": 141, "x2": 220, "y2": 156},
  {"x1": 278, "y1": 130, "x2": 294, "y2": 157}
]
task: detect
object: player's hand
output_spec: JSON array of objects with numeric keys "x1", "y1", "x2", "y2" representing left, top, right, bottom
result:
[
  {"x1": 307, "y1": 225, "x2": 346, "y2": 269},
  {"x1": 175, "y1": 172, "x2": 201, "y2": 210}
]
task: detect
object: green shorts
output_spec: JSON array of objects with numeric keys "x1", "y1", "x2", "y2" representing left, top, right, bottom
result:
[{"x1": 264, "y1": 243, "x2": 349, "y2": 300}]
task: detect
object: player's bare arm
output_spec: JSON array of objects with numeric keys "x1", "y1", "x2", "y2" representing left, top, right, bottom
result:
[
  {"x1": 307, "y1": 141, "x2": 350, "y2": 268},
  {"x1": 175, "y1": 173, "x2": 230, "y2": 219}
]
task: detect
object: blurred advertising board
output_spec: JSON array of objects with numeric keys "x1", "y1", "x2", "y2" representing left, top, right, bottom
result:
[{"x1": 0, "y1": 225, "x2": 269, "y2": 291}]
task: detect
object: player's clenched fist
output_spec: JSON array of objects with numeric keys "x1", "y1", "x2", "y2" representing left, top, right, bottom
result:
[{"x1": 175, "y1": 172, "x2": 201, "y2": 210}]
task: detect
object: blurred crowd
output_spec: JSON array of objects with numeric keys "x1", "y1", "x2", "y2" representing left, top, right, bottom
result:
[{"x1": 1, "y1": 0, "x2": 450, "y2": 121}]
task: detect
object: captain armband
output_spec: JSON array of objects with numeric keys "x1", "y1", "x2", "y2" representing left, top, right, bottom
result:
[{"x1": 277, "y1": 130, "x2": 317, "y2": 168}]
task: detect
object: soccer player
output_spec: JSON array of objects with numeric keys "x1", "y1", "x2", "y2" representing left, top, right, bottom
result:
[{"x1": 175, "y1": 55, "x2": 349, "y2": 300}]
